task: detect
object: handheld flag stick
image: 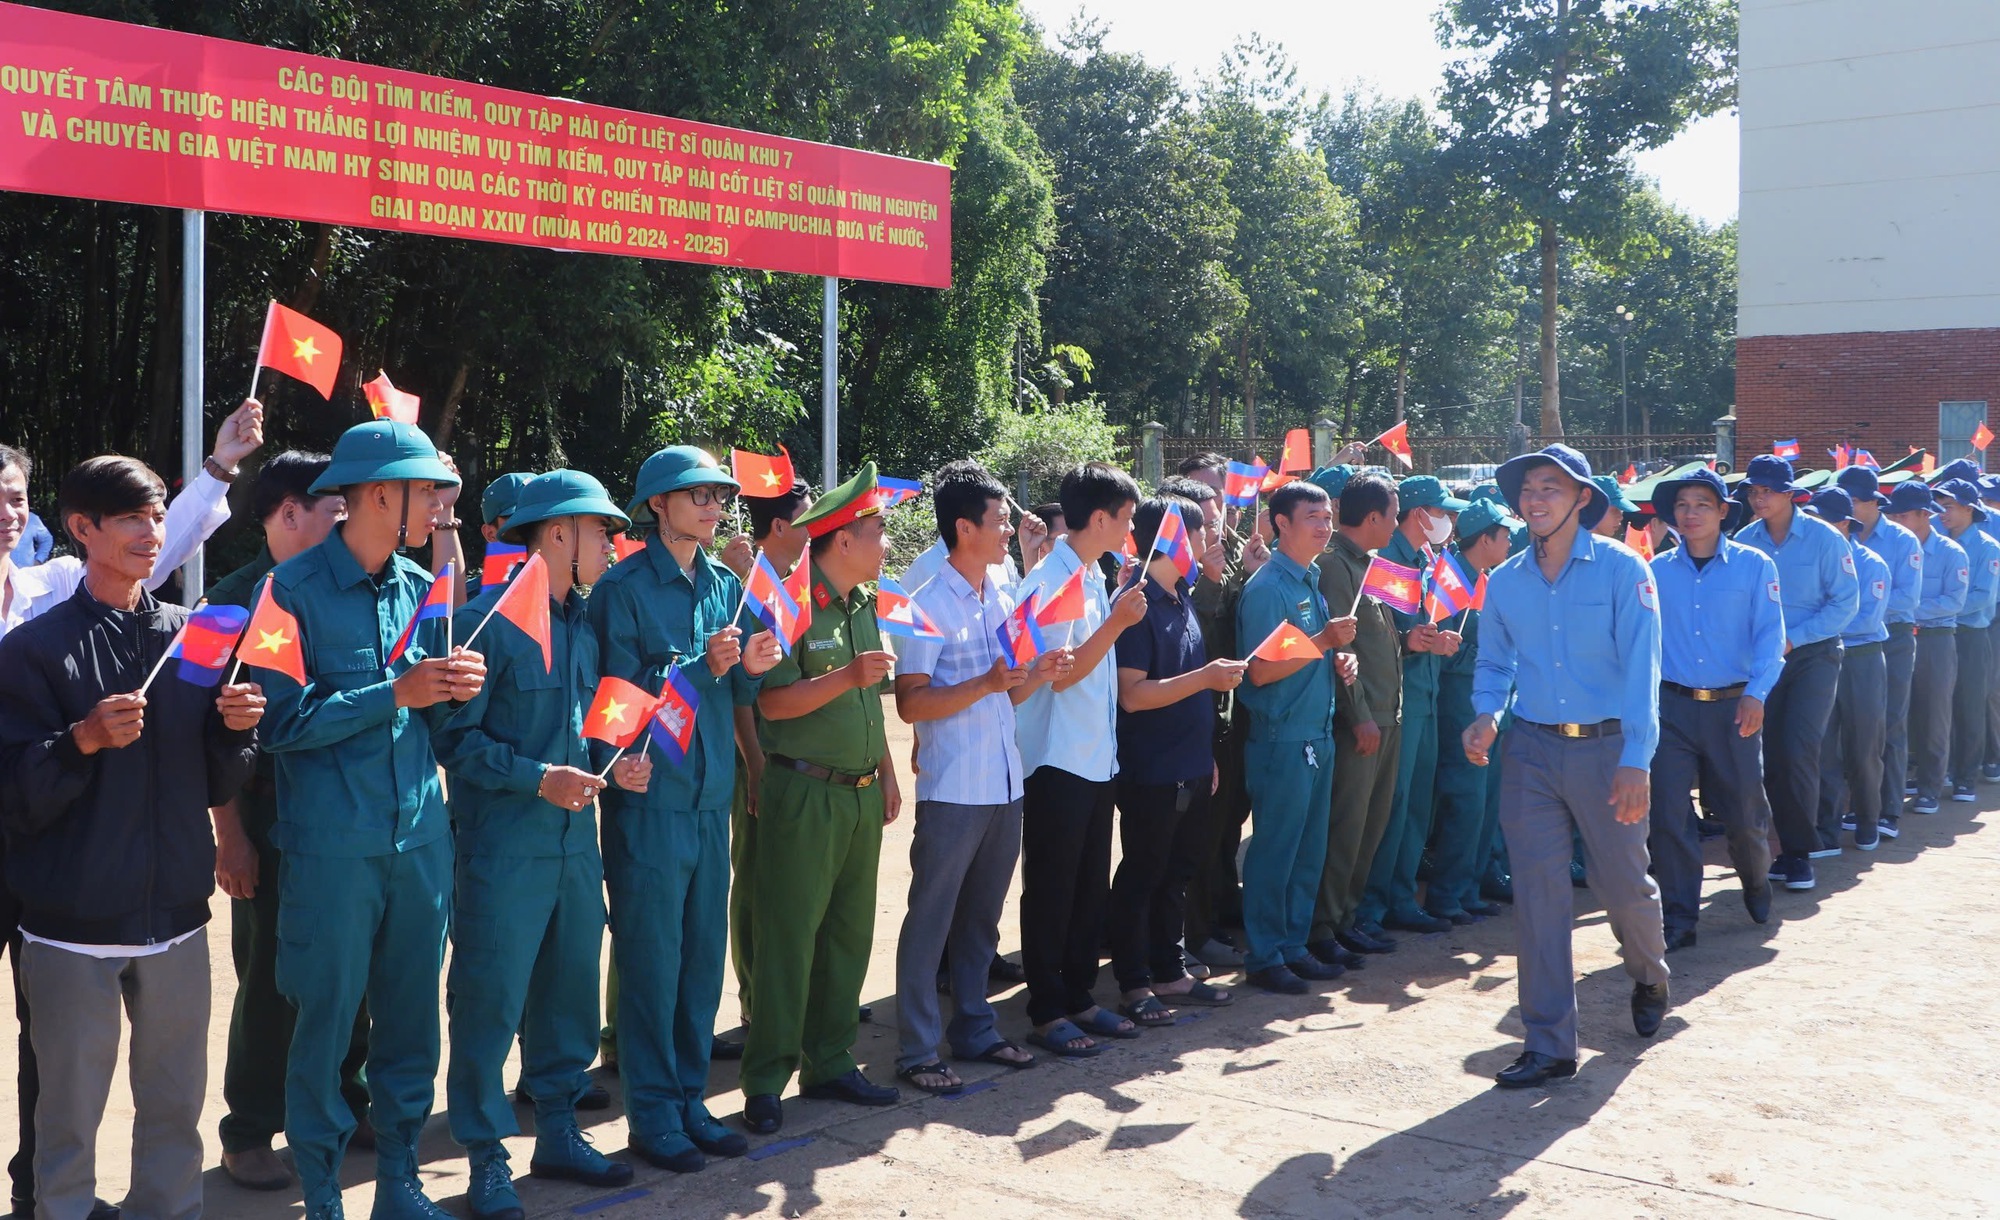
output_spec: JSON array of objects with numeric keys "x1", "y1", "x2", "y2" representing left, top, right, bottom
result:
[
  {"x1": 462, "y1": 584, "x2": 510, "y2": 650},
  {"x1": 224, "y1": 578, "x2": 267, "y2": 687},
  {"x1": 596, "y1": 737, "x2": 643, "y2": 783},
  {"x1": 1347, "y1": 585, "x2": 1367, "y2": 620},
  {"x1": 137, "y1": 600, "x2": 205, "y2": 696},
  {"x1": 248, "y1": 306, "x2": 272, "y2": 403}
]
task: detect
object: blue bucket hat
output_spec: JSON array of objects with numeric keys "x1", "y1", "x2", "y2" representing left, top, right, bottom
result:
[
  {"x1": 501, "y1": 470, "x2": 632, "y2": 545},
  {"x1": 1979, "y1": 474, "x2": 2000, "y2": 504},
  {"x1": 1650, "y1": 468, "x2": 1732, "y2": 523},
  {"x1": 1884, "y1": 481, "x2": 1941, "y2": 516},
  {"x1": 482, "y1": 472, "x2": 534, "y2": 525},
  {"x1": 625, "y1": 446, "x2": 739, "y2": 526},
  {"x1": 1740, "y1": 454, "x2": 1802, "y2": 495},
  {"x1": 309, "y1": 420, "x2": 459, "y2": 495},
  {"x1": 1495, "y1": 444, "x2": 1607, "y2": 530},
  {"x1": 1936, "y1": 478, "x2": 1988, "y2": 522},
  {"x1": 1836, "y1": 466, "x2": 1884, "y2": 504},
  {"x1": 1930, "y1": 458, "x2": 1982, "y2": 486},
  {"x1": 1804, "y1": 488, "x2": 1854, "y2": 527}
]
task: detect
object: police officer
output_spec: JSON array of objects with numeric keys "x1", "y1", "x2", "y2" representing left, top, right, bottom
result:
[
  {"x1": 1465, "y1": 445, "x2": 1667, "y2": 1088},
  {"x1": 1837, "y1": 467, "x2": 1922, "y2": 836},
  {"x1": 258, "y1": 420, "x2": 487, "y2": 1219},
  {"x1": 1937, "y1": 478, "x2": 2000, "y2": 803},
  {"x1": 1885, "y1": 481, "x2": 1968, "y2": 818},
  {"x1": 740, "y1": 463, "x2": 906, "y2": 1133},
  {"x1": 590, "y1": 447, "x2": 782, "y2": 1172},
  {"x1": 1810, "y1": 490, "x2": 1892, "y2": 852},
  {"x1": 1735, "y1": 455, "x2": 1859, "y2": 894},
  {"x1": 436, "y1": 471, "x2": 647, "y2": 1215}
]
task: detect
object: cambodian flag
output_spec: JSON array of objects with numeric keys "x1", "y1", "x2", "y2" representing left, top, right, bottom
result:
[
  {"x1": 481, "y1": 541, "x2": 524, "y2": 587},
  {"x1": 388, "y1": 562, "x2": 455, "y2": 666},
  {"x1": 1423, "y1": 549, "x2": 1477, "y2": 622},
  {"x1": 1773, "y1": 438, "x2": 1801, "y2": 460},
  {"x1": 170, "y1": 604, "x2": 250, "y2": 686},
  {"x1": 646, "y1": 666, "x2": 702, "y2": 765},
  {"x1": 1223, "y1": 461, "x2": 1267, "y2": 508},
  {"x1": 996, "y1": 592, "x2": 1047, "y2": 668},
  {"x1": 1853, "y1": 449, "x2": 1880, "y2": 470},
  {"x1": 1359, "y1": 556, "x2": 1424, "y2": 616},
  {"x1": 876, "y1": 575, "x2": 944, "y2": 639},
  {"x1": 1151, "y1": 503, "x2": 1196, "y2": 582},
  {"x1": 744, "y1": 552, "x2": 803, "y2": 654},
  {"x1": 877, "y1": 476, "x2": 923, "y2": 508}
]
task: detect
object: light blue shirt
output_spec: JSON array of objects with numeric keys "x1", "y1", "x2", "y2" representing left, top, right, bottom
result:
[
  {"x1": 1914, "y1": 529, "x2": 1969, "y2": 628},
  {"x1": 1013, "y1": 539, "x2": 1119, "y2": 782},
  {"x1": 1842, "y1": 540, "x2": 1891, "y2": 646},
  {"x1": 1650, "y1": 538, "x2": 1787, "y2": 702},
  {"x1": 1853, "y1": 514, "x2": 1921, "y2": 625},
  {"x1": 1474, "y1": 529, "x2": 1662, "y2": 771},
  {"x1": 1949, "y1": 523, "x2": 2000, "y2": 629},
  {"x1": 1735, "y1": 509, "x2": 1860, "y2": 647},
  {"x1": 895, "y1": 556, "x2": 1027, "y2": 805}
]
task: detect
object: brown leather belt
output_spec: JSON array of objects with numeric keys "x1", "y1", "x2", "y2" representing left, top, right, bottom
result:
[
  {"x1": 1521, "y1": 719, "x2": 1621, "y2": 739},
  {"x1": 769, "y1": 753, "x2": 876, "y2": 788},
  {"x1": 1662, "y1": 681, "x2": 1746, "y2": 702}
]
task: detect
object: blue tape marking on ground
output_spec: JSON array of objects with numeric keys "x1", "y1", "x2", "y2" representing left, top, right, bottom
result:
[
  {"x1": 745, "y1": 1135, "x2": 816, "y2": 1162},
  {"x1": 940, "y1": 1078, "x2": 999, "y2": 1101},
  {"x1": 573, "y1": 1188, "x2": 650, "y2": 1215},
  {"x1": 1176, "y1": 1011, "x2": 1210, "y2": 1025}
]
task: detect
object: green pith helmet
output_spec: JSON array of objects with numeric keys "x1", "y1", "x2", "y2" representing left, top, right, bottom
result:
[
  {"x1": 501, "y1": 470, "x2": 632, "y2": 545},
  {"x1": 309, "y1": 420, "x2": 459, "y2": 495},
  {"x1": 482, "y1": 472, "x2": 534, "y2": 524},
  {"x1": 625, "y1": 446, "x2": 739, "y2": 527}
]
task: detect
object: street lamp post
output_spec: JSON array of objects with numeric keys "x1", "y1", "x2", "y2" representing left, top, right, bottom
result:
[{"x1": 1612, "y1": 304, "x2": 1634, "y2": 467}]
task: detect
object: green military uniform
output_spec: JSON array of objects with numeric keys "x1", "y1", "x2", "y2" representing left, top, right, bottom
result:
[
  {"x1": 740, "y1": 464, "x2": 892, "y2": 1098},
  {"x1": 208, "y1": 548, "x2": 369, "y2": 1158},
  {"x1": 434, "y1": 471, "x2": 635, "y2": 1202},
  {"x1": 257, "y1": 421, "x2": 463, "y2": 1216}
]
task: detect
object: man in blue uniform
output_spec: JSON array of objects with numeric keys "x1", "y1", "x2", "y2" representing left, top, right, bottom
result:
[
  {"x1": 1645, "y1": 467, "x2": 1783, "y2": 948},
  {"x1": 1885, "y1": 481, "x2": 1968, "y2": 817},
  {"x1": 1979, "y1": 475, "x2": 2000, "y2": 784},
  {"x1": 1734, "y1": 455, "x2": 1858, "y2": 894},
  {"x1": 1937, "y1": 478, "x2": 2000, "y2": 803},
  {"x1": 1465, "y1": 445, "x2": 1667, "y2": 1088},
  {"x1": 1810, "y1": 490, "x2": 1892, "y2": 853},
  {"x1": 1838, "y1": 467, "x2": 1921, "y2": 837}
]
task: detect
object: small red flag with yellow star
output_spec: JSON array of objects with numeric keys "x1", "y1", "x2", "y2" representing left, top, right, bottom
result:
[{"x1": 255, "y1": 301, "x2": 343, "y2": 399}]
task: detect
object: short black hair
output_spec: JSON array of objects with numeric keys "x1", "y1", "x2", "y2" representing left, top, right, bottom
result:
[
  {"x1": 747, "y1": 487, "x2": 811, "y2": 542},
  {"x1": 1057, "y1": 462, "x2": 1141, "y2": 533},
  {"x1": 1269, "y1": 481, "x2": 1330, "y2": 536},
  {"x1": 1177, "y1": 451, "x2": 1227, "y2": 476},
  {"x1": 1132, "y1": 495, "x2": 1200, "y2": 559},
  {"x1": 933, "y1": 461, "x2": 1008, "y2": 551},
  {"x1": 1031, "y1": 501, "x2": 1064, "y2": 529},
  {"x1": 1338, "y1": 472, "x2": 1396, "y2": 527},
  {"x1": 251, "y1": 450, "x2": 333, "y2": 523},
  {"x1": 58, "y1": 455, "x2": 165, "y2": 541},
  {"x1": 1158, "y1": 475, "x2": 1217, "y2": 505},
  {"x1": 0, "y1": 444, "x2": 30, "y2": 481}
]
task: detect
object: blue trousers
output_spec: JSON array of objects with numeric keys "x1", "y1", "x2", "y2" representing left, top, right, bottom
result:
[
  {"x1": 446, "y1": 848, "x2": 606, "y2": 1150},
  {"x1": 1649, "y1": 691, "x2": 1773, "y2": 937},
  {"x1": 277, "y1": 838, "x2": 452, "y2": 1206},
  {"x1": 602, "y1": 803, "x2": 730, "y2": 1141},
  {"x1": 1357, "y1": 697, "x2": 1438, "y2": 925},
  {"x1": 1880, "y1": 625, "x2": 1916, "y2": 810},
  {"x1": 1241, "y1": 736, "x2": 1333, "y2": 972},
  {"x1": 1820, "y1": 642, "x2": 1888, "y2": 841},
  {"x1": 1763, "y1": 639, "x2": 1842, "y2": 857},
  {"x1": 1427, "y1": 674, "x2": 1490, "y2": 914}
]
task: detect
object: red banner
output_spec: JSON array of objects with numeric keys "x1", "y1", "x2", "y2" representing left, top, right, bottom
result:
[{"x1": 0, "y1": 3, "x2": 952, "y2": 288}]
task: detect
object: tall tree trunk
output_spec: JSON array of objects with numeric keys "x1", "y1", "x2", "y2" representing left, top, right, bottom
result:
[
  {"x1": 1539, "y1": 0, "x2": 1571, "y2": 438},
  {"x1": 1238, "y1": 326, "x2": 1256, "y2": 444},
  {"x1": 1339, "y1": 353, "x2": 1361, "y2": 438},
  {"x1": 1394, "y1": 340, "x2": 1409, "y2": 424}
]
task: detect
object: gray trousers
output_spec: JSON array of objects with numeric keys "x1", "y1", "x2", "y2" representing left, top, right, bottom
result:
[
  {"x1": 1986, "y1": 621, "x2": 2000, "y2": 769},
  {"x1": 895, "y1": 799, "x2": 1022, "y2": 1070},
  {"x1": 1911, "y1": 629, "x2": 1959, "y2": 802},
  {"x1": 1881, "y1": 625, "x2": 1916, "y2": 812},
  {"x1": 1311, "y1": 721, "x2": 1402, "y2": 941},
  {"x1": 1499, "y1": 725, "x2": 1668, "y2": 1060},
  {"x1": 1822, "y1": 642, "x2": 1889, "y2": 842},
  {"x1": 1763, "y1": 639, "x2": 1843, "y2": 857},
  {"x1": 1951, "y1": 625, "x2": 1992, "y2": 786},
  {"x1": 1649, "y1": 691, "x2": 1773, "y2": 937},
  {"x1": 19, "y1": 930, "x2": 209, "y2": 1220}
]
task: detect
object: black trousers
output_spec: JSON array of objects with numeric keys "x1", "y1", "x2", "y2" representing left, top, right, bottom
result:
[
  {"x1": 5, "y1": 878, "x2": 33, "y2": 1208},
  {"x1": 1763, "y1": 638, "x2": 1843, "y2": 857},
  {"x1": 1020, "y1": 767, "x2": 1116, "y2": 1026},
  {"x1": 1821, "y1": 641, "x2": 1888, "y2": 842},
  {"x1": 1648, "y1": 691, "x2": 1773, "y2": 936},
  {"x1": 1185, "y1": 714, "x2": 1247, "y2": 945},
  {"x1": 1912, "y1": 628, "x2": 1959, "y2": 801},
  {"x1": 1108, "y1": 778, "x2": 1210, "y2": 992},
  {"x1": 1952, "y1": 625, "x2": 1992, "y2": 787}
]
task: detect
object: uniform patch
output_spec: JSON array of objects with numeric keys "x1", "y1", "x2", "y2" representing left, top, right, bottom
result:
[
  {"x1": 1873, "y1": 579, "x2": 1887, "y2": 600},
  {"x1": 1961, "y1": 568, "x2": 1971, "y2": 583},
  {"x1": 808, "y1": 637, "x2": 841, "y2": 651},
  {"x1": 1767, "y1": 579, "x2": 1782, "y2": 604},
  {"x1": 813, "y1": 582, "x2": 833, "y2": 610},
  {"x1": 1638, "y1": 579, "x2": 1657, "y2": 610},
  {"x1": 1912, "y1": 552, "x2": 1924, "y2": 569},
  {"x1": 1841, "y1": 552, "x2": 1856, "y2": 576},
  {"x1": 1989, "y1": 559, "x2": 1998, "y2": 575}
]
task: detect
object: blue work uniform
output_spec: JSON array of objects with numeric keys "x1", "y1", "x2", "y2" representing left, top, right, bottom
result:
[
  {"x1": 1854, "y1": 514, "x2": 1922, "y2": 826},
  {"x1": 1822, "y1": 541, "x2": 1892, "y2": 845},
  {"x1": 1949, "y1": 523, "x2": 2000, "y2": 790},
  {"x1": 1355, "y1": 530, "x2": 1446, "y2": 929},
  {"x1": 1474, "y1": 530, "x2": 1665, "y2": 1061},
  {"x1": 1234, "y1": 548, "x2": 1336, "y2": 974},
  {"x1": 1910, "y1": 529, "x2": 1970, "y2": 804}
]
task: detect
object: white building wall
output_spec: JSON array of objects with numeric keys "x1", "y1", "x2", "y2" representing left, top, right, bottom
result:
[{"x1": 1739, "y1": 0, "x2": 2000, "y2": 338}]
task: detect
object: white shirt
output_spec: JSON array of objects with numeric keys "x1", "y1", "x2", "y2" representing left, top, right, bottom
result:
[
  {"x1": 0, "y1": 469, "x2": 231, "y2": 639},
  {"x1": 1013, "y1": 539, "x2": 1119, "y2": 783},
  {"x1": 22, "y1": 927, "x2": 202, "y2": 960},
  {"x1": 895, "y1": 557, "x2": 1026, "y2": 805}
]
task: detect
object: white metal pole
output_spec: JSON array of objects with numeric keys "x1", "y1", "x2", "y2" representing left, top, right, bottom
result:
[
  {"x1": 180, "y1": 210, "x2": 206, "y2": 603},
  {"x1": 822, "y1": 276, "x2": 838, "y2": 487}
]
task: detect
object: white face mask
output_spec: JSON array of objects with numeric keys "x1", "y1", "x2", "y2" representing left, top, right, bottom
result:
[{"x1": 1421, "y1": 509, "x2": 1453, "y2": 546}]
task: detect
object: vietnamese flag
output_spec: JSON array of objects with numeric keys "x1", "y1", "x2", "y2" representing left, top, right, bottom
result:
[
  {"x1": 482, "y1": 551, "x2": 552, "y2": 671},
  {"x1": 363, "y1": 371, "x2": 420, "y2": 424},
  {"x1": 781, "y1": 554, "x2": 813, "y2": 649},
  {"x1": 388, "y1": 561, "x2": 456, "y2": 665},
  {"x1": 612, "y1": 533, "x2": 646, "y2": 562},
  {"x1": 1251, "y1": 619, "x2": 1318, "y2": 662},
  {"x1": 1119, "y1": 531, "x2": 1138, "y2": 561},
  {"x1": 240, "y1": 576, "x2": 307, "y2": 686},
  {"x1": 1373, "y1": 420, "x2": 1414, "y2": 469},
  {"x1": 255, "y1": 301, "x2": 343, "y2": 399},
  {"x1": 1259, "y1": 468, "x2": 1296, "y2": 493},
  {"x1": 1279, "y1": 429, "x2": 1311, "y2": 474},
  {"x1": 732, "y1": 446, "x2": 796, "y2": 497},
  {"x1": 1624, "y1": 525, "x2": 1655, "y2": 562},
  {"x1": 1975, "y1": 423, "x2": 1995, "y2": 452},
  {"x1": 1621, "y1": 463, "x2": 1638, "y2": 484},
  {"x1": 1470, "y1": 571, "x2": 1488, "y2": 612},
  {"x1": 584, "y1": 676, "x2": 656, "y2": 749},
  {"x1": 1035, "y1": 564, "x2": 1089, "y2": 628}
]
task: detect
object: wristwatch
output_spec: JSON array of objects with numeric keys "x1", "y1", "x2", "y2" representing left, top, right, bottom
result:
[{"x1": 203, "y1": 456, "x2": 239, "y2": 483}]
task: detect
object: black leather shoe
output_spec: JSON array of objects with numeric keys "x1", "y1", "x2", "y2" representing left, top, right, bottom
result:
[
  {"x1": 1664, "y1": 929, "x2": 1698, "y2": 954},
  {"x1": 1306, "y1": 938, "x2": 1365, "y2": 970},
  {"x1": 1336, "y1": 926, "x2": 1395, "y2": 955},
  {"x1": 988, "y1": 954, "x2": 1027, "y2": 983},
  {"x1": 801, "y1": 1069, "x2": 900, "y2": 1107},
  {"x1": 1632, "y1": 981, "x2": 1670, "y2": 1037},
  {"x1": 1286, "y1": 956, "x2": 1345, "y2": 982},
  {"x1": 1493, "y1": 1051, "x2": 1578, "y2": 1089},
  {"x1": 1462, "y1": 898, "x2": 1502, "y2": 918},
  {"x1": 859, "y1": 1005, "x2": 873, "y2": 1023},
  {"x1": 1383, "y1": 909, "x2": 1451, "y2": 934},
  {"x1": 1481, "y1": 873, "x2": 1514, "y2": 902},
  {"x1": 710, "y1": 1035, "x2": 745, "y2": 1061},
  {"x1": 1742, "y1": 882, "x2": 1772, "y2": 925},
  {"x1": 741, "y1": 1094, "x2": 783, "y2": 1134},
  {"x1": 1571, "y1": 859, "x2": 1589, "y2": 888},
  {"x1": 1246, "y1": 965, "x2": 1309, "y2": 995},
  {"x1": 89, "y1": 1201, "x2": 120, "y2": 1220}
]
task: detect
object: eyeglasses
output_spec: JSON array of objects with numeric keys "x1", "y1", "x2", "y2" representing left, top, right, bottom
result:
[{"x1": 684, "y1": 487, "x2": 737, "y2": 508}]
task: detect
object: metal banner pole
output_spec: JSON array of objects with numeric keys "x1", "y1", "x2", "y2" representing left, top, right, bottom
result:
[
  {"x1": 180, "y1": 209, "x2": 206, "y2": 603},
  {"x1": 822, "y1": 276, "x2": 838, "y2": 487}
]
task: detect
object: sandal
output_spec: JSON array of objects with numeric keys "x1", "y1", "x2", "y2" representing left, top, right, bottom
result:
[
  {"x1": 1025, "y1": 1018, "x2": 1104, "y2": 1058},
  {"x1": 1120, "y1": 995, "x2": 1176, "y2": 1027},
  {"x1": 1154, "y1": 980, "x2": 1233, "y2": 1007},
  {"x1": 897, "y1": 1062, "x2": 964, "y2": 1096},
  {"x1": 1072, "y1": 1007, "x2": 1140, "y2": 1040},
  {"x1": 954, "y1": 1039, "x2": 1037, "y2": 1069}
]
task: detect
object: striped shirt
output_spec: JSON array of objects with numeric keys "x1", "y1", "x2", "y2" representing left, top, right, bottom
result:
[{"x1": 895, "y1": 556, "x2": 1026, "y2": 805}]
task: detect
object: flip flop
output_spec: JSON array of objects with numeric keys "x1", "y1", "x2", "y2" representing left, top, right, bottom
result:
[
  {"x1": 1120, "y1": 995, "x2": 1177, "y2": 1027},
  {"x1": 1026, "y1": 1018, "x2": 1104, "y2": 1058},
  {"x1": 897, "y1": 1062, "x2": 964, "y2": 1096},
  {"x1": 1073, "y1": 1007, "x2": 1141, "y2": 1039},
  {"x1": 1156, "y1": 981, "x2": 1233, "y2": 1007},
  {"x1": 954, "y1": 1039, "x2": 1038, "y2": 1069}
]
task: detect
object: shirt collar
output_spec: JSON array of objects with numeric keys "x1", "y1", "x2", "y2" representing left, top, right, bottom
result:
[
  {"x1": 322, "y1": 525, "x2": 378, "y2": 590},
  {"x1": 644, "y1": 531, "x2": 710, "y2": 589},
  {"x1": 1269, "y1": 546, "x2": 1312, "y2": 583},
  {"x1": 1332, "y1": 532, "x2": 1373, "y2": 565},
  {"x1": 1670, "y1": 536, "x2": 1734, "y2": 567},
  {"x1": 937, "y1": 553, "x2": 989, "y2": 603}
]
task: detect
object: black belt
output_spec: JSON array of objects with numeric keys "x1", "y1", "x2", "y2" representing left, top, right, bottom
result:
[
  {"x1": 1788, "y1": 637, "x2": 1842, "y2": 656},
  {"x1": 1520, "y1": 718, "x2": 1621, "y2": 739},
  {"x1": 1661, "y1": 681, "x2": 1745, "y2": 702},
  {"x1": 769, "y1": 753, "x2": 877, "y2": 788},
  {"x1": 1845, "y1": 640, "x2": 1885, "y2": 657},
  {"x1": 1888, "y1": 622, "x2": 1916, "y2": 637},
  {"x1": 1920, "y1": 625, "x2": 1959, "y2": 635}
]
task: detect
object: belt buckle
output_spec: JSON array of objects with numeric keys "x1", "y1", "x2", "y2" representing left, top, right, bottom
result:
[
  {"x1": 1559, "y1": 722, "x2": 1587, "y2": 739},
  {"x1": 1692, "y1": 687, "x2": 1717, "y2": 702},
  {"x1": 855, "y1": 773, "x2": 875, "y2": 788}
]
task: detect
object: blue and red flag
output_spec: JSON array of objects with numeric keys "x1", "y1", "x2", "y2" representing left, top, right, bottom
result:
[
  {"x1": 1853, "y1": 448, "x2": 1880, "y2": 470},
  {"x1": 876, "y1": 575, "x2": 945, "y2": 639},
  {"x1": 646, "y1": 667, "x2": 702, "y2": 765},
  {"x1": 876, "y1": 476, "x2": 923, "y2": 508},
  {"x1": 1222, "y1": 460, "x2": 1267, "y2": 508},
  {"x1": 996, "y1": 592, "x2": 1047, "y2": 668},
  {"x1": 388, "y1": 561, "x2": 455, "y2": 666},
  {"x1": 1359, "y1": 556, "x2": 1424, "y2": 616},
  {"x1": 1150, "y1": 503, "x2": 1197, "y2": 582},
  {"x1": 170, "y1": 603, "x2": 250, "y2": 686},
  {"x1": 481, "y1": 541, "x2": 524, "y2": 587},
  {"x1": 1773, "y1": 438, "x2": 1801, "y2": 460},
  {"x1": 1423, "y1": 549, "x2": 1478, "y2": 623},
  {"x1": 744, "y1": 551, "x2": 803, "y2": 653}
]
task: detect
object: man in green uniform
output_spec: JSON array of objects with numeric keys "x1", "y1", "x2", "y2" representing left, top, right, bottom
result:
[
  {"x1": 258, "y1": 421, "x2": 487, "y2": 1219},
  {"x1": 479, "y1": 471, "x2": 532, "y2": 548},
  {"x1": 208, "y1": 452, "x2": 370, "y2": 1193},
  {"x1": 436, "y1": 471, "x2": 646, "y2": 1216},
  {"x1": 591, "y1": 446, "x2": 783, "y2": 1172},
  {"x1": 739, "y1": 462, "x2": 905, "y2": 1133}
]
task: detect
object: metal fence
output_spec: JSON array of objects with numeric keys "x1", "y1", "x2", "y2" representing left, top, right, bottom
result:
[{"x1": 1133, "y1": 429, "x2": 1714, "y2": 483}]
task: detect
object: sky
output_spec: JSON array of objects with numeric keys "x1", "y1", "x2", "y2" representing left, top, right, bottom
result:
[{"x1": 1016, "y1": 0, "x2": 1739, "y2": 228}]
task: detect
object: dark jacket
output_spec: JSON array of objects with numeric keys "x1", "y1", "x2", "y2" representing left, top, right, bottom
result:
[{"x1": 0, "y1": 585, "x2": 258, "y2": 945}]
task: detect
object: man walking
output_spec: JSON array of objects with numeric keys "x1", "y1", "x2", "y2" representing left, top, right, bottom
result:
[
  {"x1": 1937, "y1": 478, "x2": 2000, "y2": 803},
  {"x1": 1838, "y1": 467, "x2": 1921, "y2": 839},
  {"x1": 1886, "y1": 481, "x2": 1969, "y2": 817},
  {"x1": 1809, "y1": 490, "x2": 1893, "y2": 853}
]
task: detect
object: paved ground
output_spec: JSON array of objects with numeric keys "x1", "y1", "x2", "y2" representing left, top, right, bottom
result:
[{"x1": 6, "y1": 710, "x2": 1999, "y2": 1218}]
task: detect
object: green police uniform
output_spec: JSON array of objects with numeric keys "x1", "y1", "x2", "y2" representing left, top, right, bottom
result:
[
  {"x1": 208, "y1": 549, "x2": 370, "y2": 1158},
  {"x1": 257, "y1": 421, "x2": 462, "y2": 1214},
  {"x1": 434, "y1": 471, "x2": 634, "y2": 1197},
  {"x1": 591, "y1": 446, "x2": 764, "y2": 1167},
  {"x1": 740, "y1": 465, "x2": 892, "y2": 1098}
]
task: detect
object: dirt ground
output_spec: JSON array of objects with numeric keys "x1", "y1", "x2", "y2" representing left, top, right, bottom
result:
[{"x1": 6, "y1": 707, "x2": 1998, "y2": 1219}]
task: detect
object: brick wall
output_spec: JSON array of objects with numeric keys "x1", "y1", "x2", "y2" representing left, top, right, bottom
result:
[{"x1": 1737, "y1": 327, "x2": 2000, "y2": 465}]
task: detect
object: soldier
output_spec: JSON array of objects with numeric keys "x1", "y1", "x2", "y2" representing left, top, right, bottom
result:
[
  {"x1": 258, "y1": 420, "x2": 487, "y2": 1218},
  {"x1": 1883, "y1": 481, "x2": 1967, "y2": 817},
  {"x1": 436, "y1": 471, "x2": 648, "y2": 1215},
  {"x1": 740, "y1": 463, "x2": 905, "y2": 1132}
]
